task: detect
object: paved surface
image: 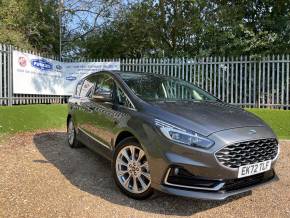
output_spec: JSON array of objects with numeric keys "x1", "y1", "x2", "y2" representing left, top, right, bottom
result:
[{"x1": 0, "y1": 130, "x2": 289, "y2": 218}]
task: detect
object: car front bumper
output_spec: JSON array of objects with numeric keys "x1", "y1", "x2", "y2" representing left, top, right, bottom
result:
[
  {"x1": 141, "y1": 126, "x2": 279, "y2": 200},
  {"x1": 155, "y1": 171, "x2": 278, "y2": 201}
]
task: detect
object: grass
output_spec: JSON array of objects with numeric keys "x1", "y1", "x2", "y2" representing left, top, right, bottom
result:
[
  {"x1": 0, "y1": 104, "x2": 67, "y2": 137},
  {"x1": 0, "y1": 104, "x2": 289, "y2": 140},
  {"x1": 247, "y1": 108, "x2": 290, "y2": 140}
]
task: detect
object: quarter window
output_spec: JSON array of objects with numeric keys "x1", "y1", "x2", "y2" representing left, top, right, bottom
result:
[{"x1": 116, "y1": 86, "x2": 134, "y2": 109}]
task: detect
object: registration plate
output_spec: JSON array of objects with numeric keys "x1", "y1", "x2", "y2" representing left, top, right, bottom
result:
[{"x1": 238, "y1": 160, "x2": 271, "y2": 178}]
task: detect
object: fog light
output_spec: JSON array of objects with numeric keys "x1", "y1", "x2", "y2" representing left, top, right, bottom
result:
[{"x1": 173, "y1": 168, "x2": 179, "y2": 175}]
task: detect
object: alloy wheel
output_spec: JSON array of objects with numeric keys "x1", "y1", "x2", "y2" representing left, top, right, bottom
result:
[
  {"x1": 115, "y1": 145, "x2": 151, "y2": 194},
  {"x1": 67, "y1": 120, "x2": 75, "y2": 145}
]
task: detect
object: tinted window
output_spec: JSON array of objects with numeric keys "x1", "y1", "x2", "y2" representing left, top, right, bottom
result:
[
  {"x1": 116, "y1": 86, "x2": 134, "y2": 109},
  {"x1": 120, "y1": 73, "x2": 217, "y2": 102},
  {"x1": 93, "y1": 74, "x2": 114, "y2": 98}
]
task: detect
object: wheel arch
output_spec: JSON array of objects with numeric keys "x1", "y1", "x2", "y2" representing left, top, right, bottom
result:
[{"x1": 114, "y1": 130, "x2": 138, "y2": 148}]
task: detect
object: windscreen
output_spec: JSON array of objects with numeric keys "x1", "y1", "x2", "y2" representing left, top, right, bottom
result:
[{"x1": 120, "y1": 73, "x2": 217, "y2": 102}]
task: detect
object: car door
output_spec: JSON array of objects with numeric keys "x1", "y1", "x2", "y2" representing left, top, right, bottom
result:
[
  {"x1": 78, "y1": 73, "x2": 135, "y2": 157},
  {"x1": 84, "y1": 74, "x2": 118, "y2": 148}
]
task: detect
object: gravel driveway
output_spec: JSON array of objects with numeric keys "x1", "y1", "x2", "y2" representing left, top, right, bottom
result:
[{"x1": 0, "y1": 130, "x2": 289, "y2": 218}]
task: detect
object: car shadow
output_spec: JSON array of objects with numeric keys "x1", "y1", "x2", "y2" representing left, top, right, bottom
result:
[{"x1": 33, "y1": 131, "x2": 250, "y2": 216}]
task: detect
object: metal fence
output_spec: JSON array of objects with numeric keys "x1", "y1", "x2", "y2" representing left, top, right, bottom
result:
[
  {"x1": 1, "y1": 43, "x2": 290, "y2": 108},
  {"x1": 0, "y1": 44, "x2": 69, "y2": 106},
  {"x1": 121, "y1": 57, "x2": 290, "y2": 109}
]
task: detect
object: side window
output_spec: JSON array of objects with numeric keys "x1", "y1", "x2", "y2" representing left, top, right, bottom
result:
[
  {"x1": 116, "y1": 86, "x2": 134, "y2": 109},
  {"x1": 93, "y1": 74, "x2": 114, "y2": 98},
  {"x1": 80, "y1": 78, "x2": 94, "y2": 97}
]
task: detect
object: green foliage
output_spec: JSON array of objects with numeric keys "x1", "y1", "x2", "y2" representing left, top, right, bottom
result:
[
  {"x1": 1, "y1": 0, "x2": 289, "y2": 58},
  {"x1": 0, "y1": 0, "x2": 60, "y2": 55},
  {"x1": 80, "y1": 1, "x2": 158, "y2": 58},
  {"x1": 199, "y1": 0, "x2": 290, "y2": 56},
  {"x1": 80, "y1": 0, "x2": 290, "y2": 58}
]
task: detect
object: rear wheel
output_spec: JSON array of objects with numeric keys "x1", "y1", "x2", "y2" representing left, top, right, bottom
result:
[
  {"x1": 113, "y1": 138, "x2": 154, "y2": 199},
  {"x1": 67, "y1": 118, "x2": 80, "y2": 148}
]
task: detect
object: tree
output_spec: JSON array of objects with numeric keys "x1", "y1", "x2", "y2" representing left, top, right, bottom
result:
[
  {"x1": 198, "y1": 0, "x2": 290, "y2": 56},
  {"x1": 60, "y1": 0, "x2": 121, "y2": 57},
  {"x1": 78, "y1": 0, "x2": 290, "y2": 58},
  {"x1": 0, "y1": 0, "x2": 60, "y2": 55},
  {"x1": 78, "y1": 0, "x2": 208, "y2": 58},
  {"x1": 1, "y1": 0, "x2": 289, "y2": 57}
]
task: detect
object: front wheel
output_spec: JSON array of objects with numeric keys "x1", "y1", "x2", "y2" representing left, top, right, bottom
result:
[{"x1": 113, "y1": 138, "x2": 154, "y2": 199}]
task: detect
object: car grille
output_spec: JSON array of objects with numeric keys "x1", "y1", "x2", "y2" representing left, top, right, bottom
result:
[{"x1": 215, "y1": 138, "x2": 278, "y2": 168}]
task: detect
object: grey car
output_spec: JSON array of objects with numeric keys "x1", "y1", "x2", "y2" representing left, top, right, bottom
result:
[{"x1": 67, "y1": 71, "x2": 279, "y2": 200}]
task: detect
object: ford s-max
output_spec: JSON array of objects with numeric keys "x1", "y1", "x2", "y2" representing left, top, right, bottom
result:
[{"x1": 67, "y1": 71, "x2": 279, "y2": 200}]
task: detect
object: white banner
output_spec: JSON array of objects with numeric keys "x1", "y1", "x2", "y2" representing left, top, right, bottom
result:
[{"x1": 13, "y1": 51, "x2": 120, "y2": 95}]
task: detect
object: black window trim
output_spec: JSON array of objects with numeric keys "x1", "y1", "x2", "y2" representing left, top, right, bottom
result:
[
  {"x1": 115, "y1": 83, "x2": 136, "y2": 111},
  {"x1": 75, "y1": 79, "x2": 84, "y2": 96}
]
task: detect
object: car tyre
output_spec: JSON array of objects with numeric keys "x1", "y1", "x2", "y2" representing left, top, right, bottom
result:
[
  {"x1": 113, "y1": 137, "x2": 154, "y2": 200},
  {"x1": 67, "y1": 118, "x2": 81, "y2": 148}
]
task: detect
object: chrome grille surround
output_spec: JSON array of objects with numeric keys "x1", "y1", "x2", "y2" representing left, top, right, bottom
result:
[{"x1": 215, "y1": 138, "x2": 279, "y2": 168}]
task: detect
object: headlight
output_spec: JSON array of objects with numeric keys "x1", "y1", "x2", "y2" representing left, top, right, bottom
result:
[{"x1": 155, "y1": 119, "x2": 214, "y2": 149}]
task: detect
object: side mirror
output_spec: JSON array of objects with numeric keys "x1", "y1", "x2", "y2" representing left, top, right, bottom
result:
[{"x1": 92, "y1": 93, "x2": 112, "y2": 103}]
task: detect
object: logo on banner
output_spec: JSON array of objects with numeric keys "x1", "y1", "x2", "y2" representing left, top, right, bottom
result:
[
  {"x1": 18, "y1": 57, "x2": 27, "y2": 67},
  {"x1": 56, "y1": 65, "x2": 62, "y2": 70},
  {"x1": 31, "y1": 59, "x2": 53, "y2": 71},
  {"x1": 65, "y1": 76, "x2": 77, "y2": 81}
]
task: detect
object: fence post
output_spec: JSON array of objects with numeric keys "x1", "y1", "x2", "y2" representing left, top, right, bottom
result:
[
  {"x1": 8, "y1": 45, "x2": 13, "y2": 106},
  {"x1": 258, "y1": 59, "x2": 261, "y2": 108},
  {"x1": 0, "y1": 44, "x2": 2, "y2": 105},
  {"x1": 287, "y1": 55, "x2": 289, "y2": 109}
]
